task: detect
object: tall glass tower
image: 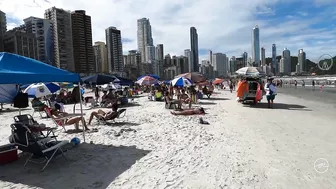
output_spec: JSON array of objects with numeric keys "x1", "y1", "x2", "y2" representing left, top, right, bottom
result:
[{"x1": 251, "y1": 25, "x2": 260, "y2": 67}]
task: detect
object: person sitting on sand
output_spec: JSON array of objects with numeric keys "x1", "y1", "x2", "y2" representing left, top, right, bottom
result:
[
  {"x1": 87, "y1": 103, "x2": 119, "y2": 125},
  {"x1": 50, "y1": 109, "x2": 89, "y2": 130},
  {"x1": 164, "y1": 91, "x2": 182, "y2": 109},
  {"x1": 179, "y1": 89, "x2": 192, "y2": 108},
  {"x1": 31, "y1": 97, "x2": 48, "y2": 111},
  {"x1": 171, "y1": 107, "x2": 205, "y2": 116}
]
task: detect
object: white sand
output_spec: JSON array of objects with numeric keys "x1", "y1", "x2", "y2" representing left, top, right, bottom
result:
[{"x1": 0, "y1": 90, "x2": 335, "y2": 189}]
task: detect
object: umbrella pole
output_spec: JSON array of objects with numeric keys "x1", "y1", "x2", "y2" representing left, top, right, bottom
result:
[{"x1": 78, "y1": 82, "x2": 86, "y2": 143}]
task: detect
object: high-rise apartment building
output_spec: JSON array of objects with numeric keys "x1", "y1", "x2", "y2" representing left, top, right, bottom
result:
[
  {"x1": 0, "y1": 10, "x2": 7, "y2": 52},
  {"x1": 137, "y1": 18, "x2": 153, "y2": 63},
  {"x1": 71, "y1": 10, "x2": 95, "y2": 74},
  {"x1": 105, "y1": 26, "x2": 123, "y2": 72},
  {"x1": 155, "y1": 44, "x2": 164, "y2": 77},
  {"x1": 23, "y1": 16, "x2": 53, "y2": 64},
  {"x1": 280, "y1": 48, "x2": 291, "y2": 74},
  {"x1": 184, "y1": 49, "x2": 191, "y2": 71},
  {"x1": 212, "y1": 53, "x2": 228, "y2": 77},
  {"x1": 272, "y1": 44, "x2": 277, "y2": 74},
  {"x1": 3, "y1": 30, "x2": 38, "y2": 59},
  {"x1": 209, "y1": 50, "x2": 213, "y2": 65},
  {"x1": 242, "y1": 52, "x2": 248, "y2": 67},
  {"x1": 252, "y1": 25, "x2": 260, "y2": 66},
  {"x1": 146, "y1": 45, "x2": 155, "y2": 62},
  {"x1": 298, "y1": 49, "x2": 306, "y2": 73},
  {"x1": 93, "y1": 41, "x2": 108, "y2": 73},
  {"x1": 45, "y1": 7, "x2": 75, "y2": 71},
  {"x1": 190, "y1": 27, "x2": 199, "y2": 72},
  {"x1": 261, "y1": 47, "x2": 266, "y2": 66}
]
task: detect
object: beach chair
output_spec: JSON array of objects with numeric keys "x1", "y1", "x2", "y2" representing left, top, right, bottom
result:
[
  {"x1": 97, "y1": 109, "x2": 127, "y2": 124},
  {"x1": 44, "y1": 107, "x2": 84, "y2": 131},
  {"x1": 10, "y1": 123, "x2": 68, "y2": 171},
  {"x1": 32, "y1": 106, "x2": 46, "y2": 118},
  {"x1": 13, "y1": 114, "x2": 58, "y2": 140}
]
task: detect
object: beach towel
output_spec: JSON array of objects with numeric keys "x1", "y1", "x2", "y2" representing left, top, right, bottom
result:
[{"x1": 255, "y1": 83, "x2": 263, "y2": 102}]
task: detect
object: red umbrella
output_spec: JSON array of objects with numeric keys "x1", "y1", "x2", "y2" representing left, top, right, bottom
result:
[
  {"x1": 175, "y1": 72, "x2": 206, "y2": 83},
  {"x1": 212, "y1": 78, "x2": 224, "y2": 84}
]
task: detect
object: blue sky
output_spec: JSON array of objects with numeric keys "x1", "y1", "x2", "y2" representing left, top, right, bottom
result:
[{"x1": 1, "y1": 0, "x2": 335, "y2": 62}]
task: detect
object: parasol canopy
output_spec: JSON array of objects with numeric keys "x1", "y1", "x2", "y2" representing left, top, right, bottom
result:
[
  {"x1": 235, "y1": 67, "x2": 265, "y2": 77},
  {"x1": 212, "y1": 78, "x2": 225, "y2": 84},
  {"x1": 175, "y1": 72, "x2": 207, "y2": 83},
  {"x1": 171, "y1": 77, "x2": 192, "y2": 87},
  {"x1": 136, "y1": 76, "x2": 159, "y2": 86}
]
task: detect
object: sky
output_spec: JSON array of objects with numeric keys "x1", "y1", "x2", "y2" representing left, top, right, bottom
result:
[{"x1": 1, "y1": 0, "x2": 336, "y2": 63}]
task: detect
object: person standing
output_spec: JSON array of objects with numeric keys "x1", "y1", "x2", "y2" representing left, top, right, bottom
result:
[
  {"x1": 312, "y1": 80, "x2": 315, "y2": 91},
  {"x1": 264, "y1": 78, "x2": 277, "y2": 108}
]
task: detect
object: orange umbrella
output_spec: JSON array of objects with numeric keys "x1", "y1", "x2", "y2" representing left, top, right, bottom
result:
[{"x1": 212, "y1": 78, "x2": 224, "y2": 84}]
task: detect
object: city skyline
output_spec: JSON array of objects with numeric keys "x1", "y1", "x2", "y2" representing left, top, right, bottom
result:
[{"x1": 0, "y1": 0, "x2": 336, "y2": 62}]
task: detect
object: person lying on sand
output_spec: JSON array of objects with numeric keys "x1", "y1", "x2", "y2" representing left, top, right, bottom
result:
[
  {"x1": 87, "y1": 103, "x2": 119, "y2": 125},
  {"x1": 50, "y1": 109, "x2": 89, "y2": 130},
  {"x1": 171, "y1": 107, "x2": 205, "y2": 116}
]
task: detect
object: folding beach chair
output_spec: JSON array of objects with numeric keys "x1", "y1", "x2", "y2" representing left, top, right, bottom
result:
[
  {"x1": 97, "y1": 108, "x2": 127, "y2": 124},
  {"x1": 13, "y1": 114, "x2": 57, "y2": 140},
  {"x1": 44, "y1": 107, "x2": 85, "y2": 131},
  {"x1": 10, "y1": 123, "x2": 68, "y2": 171}
]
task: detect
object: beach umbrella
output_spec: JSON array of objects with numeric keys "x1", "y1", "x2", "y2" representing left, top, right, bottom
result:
[
  {"x1": 101, "y1": 83, "x2": 121, "y2": 90},
  {"x1": 137, "y1": 74, "x2": 160, "y2": 80},
  {"x1": 136, "y1": 76, "x2": 158, "y2": 86},
  {"x1": 176, "y1": 72, "x2": 207, "y2": 83},
  {"x1": 235, "y1": 67, "x2": 265, "y2": 77},
  {"x1": 23, "y1": 82, "x2": 61, "y2": 98},
  {"x1": 59, "y1": 82, "x2": 74, "y2": 88},
  {"x1": 212, "y1": 78, "x2": 225, "y2": 84},
  {"x1": 81, "y1": 74, "x2": 119, "y2": 85},
  {"x1": 171, "y1": 77, "x2": 192, "y2": 87}
]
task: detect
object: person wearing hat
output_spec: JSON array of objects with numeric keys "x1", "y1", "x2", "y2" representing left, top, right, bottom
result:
[{"x1": 264, "y1": 78, "x2": 277, "y2": 108}]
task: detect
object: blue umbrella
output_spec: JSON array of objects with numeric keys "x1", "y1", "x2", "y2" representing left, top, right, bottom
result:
[
  {"x1": 23, "y1": 82, "x2": 60, "y2": 98},
  {"x1": 171, "y1": 77, "x2": 193, "y2": 87},
  {"x1": 137, "y1": 74, "x2": 160, "y2": 80}
]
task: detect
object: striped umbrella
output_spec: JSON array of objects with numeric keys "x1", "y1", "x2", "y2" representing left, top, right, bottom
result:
[
  {"x1": 171, "y1": 77, "x2": 192, "y2": 87},
  {"x1": 136, "y1": 76, "x2": 159, "y2": 86}
]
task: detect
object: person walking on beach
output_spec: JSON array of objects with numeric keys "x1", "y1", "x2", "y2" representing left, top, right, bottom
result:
[
  {"x1": 294, "y1": 80, "x2": 297, "y2": 89},
  {"x1": 229, "y1": 80, "x2": 234, "y2": 93},
  {"x1": 264, "y1": 78, "x2": 277, "y2": 108},
  {"x1": 312, "y1": 80, "x2": 315, "y2": 91},
  {"x1": 302, "y1": 80, "x2": 305, "y2": 88}
]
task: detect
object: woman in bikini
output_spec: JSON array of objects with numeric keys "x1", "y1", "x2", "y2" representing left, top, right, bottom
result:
[
  {"x1": 50, "y1": 109, "x2": 89, "y2": 130},
  {"x1": 87, "y1": 103, "x2": 119, "y2": 125}
]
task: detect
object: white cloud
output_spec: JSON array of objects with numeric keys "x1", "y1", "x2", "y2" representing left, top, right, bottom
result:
[{"x1": 0, "y1": 0, "x2": 335, "y2": 63}]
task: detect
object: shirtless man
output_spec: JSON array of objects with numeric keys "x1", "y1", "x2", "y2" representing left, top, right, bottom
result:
[{"x1": 171, "y1": 107, "x2": 205, "y2": 116}]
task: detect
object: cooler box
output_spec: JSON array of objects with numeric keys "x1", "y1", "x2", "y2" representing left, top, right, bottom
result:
[{"x1": 0, "y1": 144, "x2": 18, "y2": 164}]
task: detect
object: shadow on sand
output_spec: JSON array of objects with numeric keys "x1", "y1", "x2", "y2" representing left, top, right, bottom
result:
[
  {"x1": 0, "y1": 143, "x2": 150, "y2": 189},
  {"x1": 246, "y1": 102, "x2": 312, "y2": 111},
  {"x1": 104, "y1": 121, "x2": 141, "y2": 127},
  {"x1": 201, "y1": 97, "x2": 230, "y2": 101},
  {"x1": 0, "y1": 108, "x2": 31, "y2": 114}
]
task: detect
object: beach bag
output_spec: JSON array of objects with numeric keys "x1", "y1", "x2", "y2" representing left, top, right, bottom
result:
[
  {"x1": 13, "y1": 92, "x2": 29, "y2": 108},
  {"x1": 71, "y1": 86, "x2": 81, "y2": 103}
]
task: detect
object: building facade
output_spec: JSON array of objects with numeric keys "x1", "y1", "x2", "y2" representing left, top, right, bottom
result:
[
  {"x1": 146, "y1": 45, "x2": 155, "y2": 62},
  {"x1": 212, "y1": 53, "x2": 228, "y2": 77},
  {"x1": 93, "y1": 41, "x2": 108, "y2": 73},
  {"x1": 3, "y1": 30, "x2": 38, "y2": 59},
  {"x1": 23, "y1": 16, "x2": 53, "y2": 65},
  {"x1": 105, "y1": 26, "x2": 123, "y2": 72},
  {"x1": 272, "y1": 44, "x2": 276, "y2": 74},
  {"x1": 190, "y1": 27, "x2": 199, "y2": 72},
  {"x1": 251, "y1": 25, "x2": 260, "y2": 67},
  {"x1": 0, "y1": 10, "x2": 6, "y2": 52},
  {"x1": 155, "y1": 44, "x2": 164, "y2": 77},
  {"x1": 137, "y1": 18, "x2": 153, "y2": 63},
  {"x1": 298, "y1": 49, "x2": 306, "y2": 73},
  {"x1": 71, "y1": 10, "x2": 95, "y2": 74},
  {"x1": 261, "y1": 47, "x2": 266, "y2": 66},
  {"x1": 280, "y1": 48, "x2": 291, "y2": 74},
  {"x1": 45, "y1": 7, "x2": 75, "y2": 71}
]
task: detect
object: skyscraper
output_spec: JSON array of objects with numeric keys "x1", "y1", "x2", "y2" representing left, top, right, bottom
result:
[
  {"x1": 212, "y1": 53, "x2": 227, "y2": 77},
  {"x1": 242, "y1": 52, "x2": 248, "y2": 67},
  {"x1": 280, "y1": 48, "x2": 291, "y2": 74},
  {"x1": 24, "y1": 17, "x2": 53, "y2": 65},
  {"x1": 190, "y1": 27, "x2": 199, "y2": 72},
  {"x1": 298, "y1": 49, "x2": 306, "y2": 73},
  {"x1": 93, "y1": 41, "x2": 108, "y2": 73},
  {"x1": 209, "y1": 50, "x2": 213, "y2": 65},
  {"x1": 45, "y1": 7, "x2": 74, "y2": 71},
  {"x1": 71, "y1": 10, "x2": 95, "y2": 74},
  {"x1": 252, "y1": 25, "x2": 260, "y2": 67},
  {"x1": 261, "y1": 47, "x2": 266, "y2": 66},
  {"x1": 272, "y1": 44, "x2": 276, "y2": 74},
  {"x1": 0, "y1": 10, "x2": 6, "y2": 52},
  {"x1": 146, "y1": 45, "x2": 155, "y2": 62},
  {"x1": 137, "y1": 18, "x2": 153, "y2": 63},
  {"x1": 105, "y1": 26, "x2": 123, "y2": 72},
  {"x1": 155, "y1": 44, "x2": 164, "y2": 77}
]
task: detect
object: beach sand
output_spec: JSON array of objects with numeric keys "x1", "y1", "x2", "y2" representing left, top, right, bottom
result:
[{"x1": 0, "y1": 90, "x2": 335, "y2": 189}]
